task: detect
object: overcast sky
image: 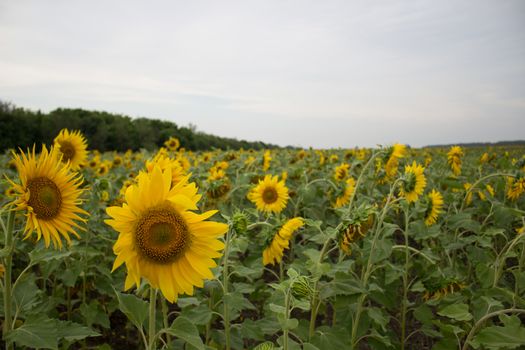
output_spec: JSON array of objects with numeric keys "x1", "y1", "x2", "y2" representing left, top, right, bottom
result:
[{"x1": 1, "y1": 1, "x2": 524, "y2": 148}]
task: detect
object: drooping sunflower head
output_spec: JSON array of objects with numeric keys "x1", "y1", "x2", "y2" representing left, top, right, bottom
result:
[
  {"x1": 338, "y1": 205, "x2": 374, "y2": 255},
  {"x1": 384, "y1": 143, "x2": 406, "y2": 179},
  {"x1": 105, "y1": 166, "x2": 228, "y2": 303},
  {"x1": 262, "y1": 150, "x2": 272, "y2": 171},
  {"x1": 399, "y1": 161, "x2": 426, "y2": 203},
  {"x1": 164, "y1": 137, "x2": 180, "y2": 151},
  {"x1": 247, "y1": 175, "x2": 289, "y2": 214},
  {"x1": 262, "y1": 217, "x2": 304, "y2": 266},
  {"x1": 447, "y1": 146, "x2": 463, "y2": 176},
  {"x1": 334, "y1": 163, "x2": 350, "y2": 181},
  {"x1": 9, "y1": 145, "x2": 87, "y2": 248},
  {"x1": 424, "y1": 189, "x2": 444, "y2": 226},
  {"x1": 507, "y1": 175, "x2": 525, "y2": 201},
  {"x1": 53, "y1": 129, "x2": 88, "y2": 170},
  {"x1": 333, "y1": 177, "x2": 356, "y2": 208}
]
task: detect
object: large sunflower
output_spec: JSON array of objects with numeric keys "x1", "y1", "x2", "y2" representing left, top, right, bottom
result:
[
  {"x1": 424, "y1": 189, "x2": 444, "y2": 226},
  {"x1": 9, "y1": 145, "x2": 87, "y2": 248},
  {"x1": 247, "y1": 175, "x2": 289, "y2": 214},
  {"x1": 53, "y1": 129, "x2": 88, "y2": 170},
  {"x1": 262, "y1": 218, "x2": 304, "y2": 265},
  {"x1": 400, "y1": 161, "x2": 426, "y2": 203},
  {"x1": 105, "y1": 166, "x2": 227, "y2": 303}
]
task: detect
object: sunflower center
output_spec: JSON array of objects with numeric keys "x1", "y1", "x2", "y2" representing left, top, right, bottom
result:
[
  {"x1": 58, "y1": 141, "x2": 76, "y2": 162},
  {"x1": 27, "y1": 177, "x2": 62, "y2": 220},
  {"x1": 135, "y1": 207, "x2": 190, "y2": 264},
  {"x1": 262, "y1": 187, "x2": 278, "y2": 204}
]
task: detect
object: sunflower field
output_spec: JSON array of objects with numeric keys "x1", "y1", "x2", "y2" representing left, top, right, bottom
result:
[{"x1": 1, "y1": 131, "x2": 525, "y2": 350}]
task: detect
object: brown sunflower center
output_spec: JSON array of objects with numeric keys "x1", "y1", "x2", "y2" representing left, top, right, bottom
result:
[
  {"x1": 262, "y1": 187, "x2": 278, "y2": 204},
  {"x1": 27, "y1": 177, "x2": 62, "y2": 220},
  {"x1": 135, "y1": 207, "x2": 190, "y2": 264},
  {"x1": 59, "y1": 141, "x2": 76, "y2": 162}
]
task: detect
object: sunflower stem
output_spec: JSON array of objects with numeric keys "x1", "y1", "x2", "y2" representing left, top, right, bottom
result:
[
  {"x1": 400, "y1": 205, "x2": 410, "y2": 350},
  {"x1": 148, "y1": 287, "x2": 157, "y2": 350},
  {"x1": 308, "y1": 235, "x2": 332, "y2": 340},
  {"x1": 283, "y1": 288, "x2": 291, "y2": 350},
  {"x1": 2, "y1": 210, "x2": 15, "y2": 350},
  {"x1": 161, "y1": 297, "x2": 171, "y2": 347},
  {"x1": 222, "y1": 227, "x2": 232, "y2": 350}
]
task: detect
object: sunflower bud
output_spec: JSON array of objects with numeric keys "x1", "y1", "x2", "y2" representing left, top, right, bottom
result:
[
  {"x1": 253, "y1": 341, "x2": 275, "y2": 350},
  {"x1": 232, "y1": 211, "x2": 249, "y2": 235},
  {"x1": 291, "y1": 275, "x2": 314, "y2": 301}
]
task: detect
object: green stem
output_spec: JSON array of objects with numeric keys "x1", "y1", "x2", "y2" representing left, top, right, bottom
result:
[
  {"x1": 461, "y1": 309, "x2": 525, "y2": 350},
  {"x1": 2, "y1": 210, "x2": 15, "y2": 350},
  {"x1": 400, "y1": 207, "x2": 410, "y2": 350},
  {"x1": 161, "y1": 298, "x2": 171, "y2": 347},
  {"x1": 308, "y1": 237, "x2": 332, "y2": 340},
  {"x1": 283, "y1": 289, "x2": 291, "y2": 350},
  {"x1": 347, "y1": 150, "x2": 382, "y2": 210},
  {"x1": 351, "y1": 179, "x2": 401, "y2": 348},
  {"x1": 148, "y1": 287, "x2": 157, "y2": 350},
  {"x1": 222, "y1": 227, "x2": 232, "y2": 350},
  {"x1": 493, "y1": 233, "x2": 524, "y2": 287}
]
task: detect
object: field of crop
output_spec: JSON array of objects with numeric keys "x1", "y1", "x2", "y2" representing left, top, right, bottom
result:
[{"x1": 1, "y1": 132, "x2": 524, "y2": 350}]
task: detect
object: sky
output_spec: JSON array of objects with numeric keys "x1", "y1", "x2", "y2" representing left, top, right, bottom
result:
[{"x1": 1, "y1": 0, "x2": 524, "y2": 148}]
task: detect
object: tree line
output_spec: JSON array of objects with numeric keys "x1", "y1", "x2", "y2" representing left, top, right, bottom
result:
[{"x1": 0, "y1": 101, "x2": 275, "y2": 152}]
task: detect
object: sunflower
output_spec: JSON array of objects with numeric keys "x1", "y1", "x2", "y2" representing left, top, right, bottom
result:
[
  {"x1": 399, "y1": 161, "x2": 426, "y2": 203},
  {"x1": 333, "y1": 177, "x2": 356, "y2": 208},
  {"x1": 447, "y1": 146, "x2": 463, "y2": 176},
  {"x1": 96, "y1": 162, "x2": 110, "y2": 177},
  {"x1": 334, "y1": 163, "x2": 350, "y2": 181},
  {"x1": 9, "y1": 145, "x2": 87, "y2": 248},
  {"x1": 247, "y1": 175, "x2": 289, "y2": 214},
  {"x1": 507, "y1": 176, "x2": 525, "y2": 201},
  {"x1": 262, "y1": 151, "x2": 272, "y2": 171},
  {"x1": 105, "y1": 166, "x2": 228, "y2": 303},
  {"x1": 53, "y1": 129, "x2": 88, "y2": 170},
  {"x1": 145, "y1": 155, "x2": 187, "y2": 185},
  {"x1": 164, "y1": 137, "x2": 180, "y2": 151},
  {"x1": 262, "y1": 218, "x2": 304, "y2": 265},
  {"x1": 424, "y1": 190, "x2": 444, "y2": 226},
  {"x1": 384, "y1": 143, "x2": 406, "y2": 179},
  {"x1": 338, "y1": 208, "x2": 374, "y2": 255}
]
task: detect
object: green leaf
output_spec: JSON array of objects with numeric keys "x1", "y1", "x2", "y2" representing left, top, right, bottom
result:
[
  {"x1": 13, "y1": 273, "x2": 40, "y2": 312},
  {"x1": 471, "y1": 324, "x2": 525, "y2": 349},
  {"x1": 437, "y1": 303, "x2": 473, "y2": 321},
  {"x1": 56, "y1": 320, "x2": 100, "y2": 341},
  {"x1": 269, "y1": 303, "x2": 286, "y2": 315},
  {"x1": 180, "y1": 304, "x2": 212, "y2": 325},
  {"x1": 370, "y1": 238, "x2": 393, "y2": 264},
  {"x1": 80, "y1": 302, "x2": 110, "y2": 328},
  {"x1": 115, "y1": 291, "x2": 149, "y2": 329},
  {"x1": 164, "y1": 316, "x2": 204, "y2": 350},
  {"x1": 6, "y1": 317, "x2": 58, "y2": 349},
  {"x1": 29, "y1": 248, "x2": 72, "y2": 264}
]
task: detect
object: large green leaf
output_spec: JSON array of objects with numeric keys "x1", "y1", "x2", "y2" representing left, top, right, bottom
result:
[
  {"x1": 115, "y1": 291, "x2": 149, "y2": 329},
  {"x1": 6, "y1": 317, "x2": 58, "y2": 349},
  {"x1": 437, "y1": 303, "x2": 473, "y2": 321},
  {"x1": 164, "y1": 316, "x2": 205, "y2": 350}
]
